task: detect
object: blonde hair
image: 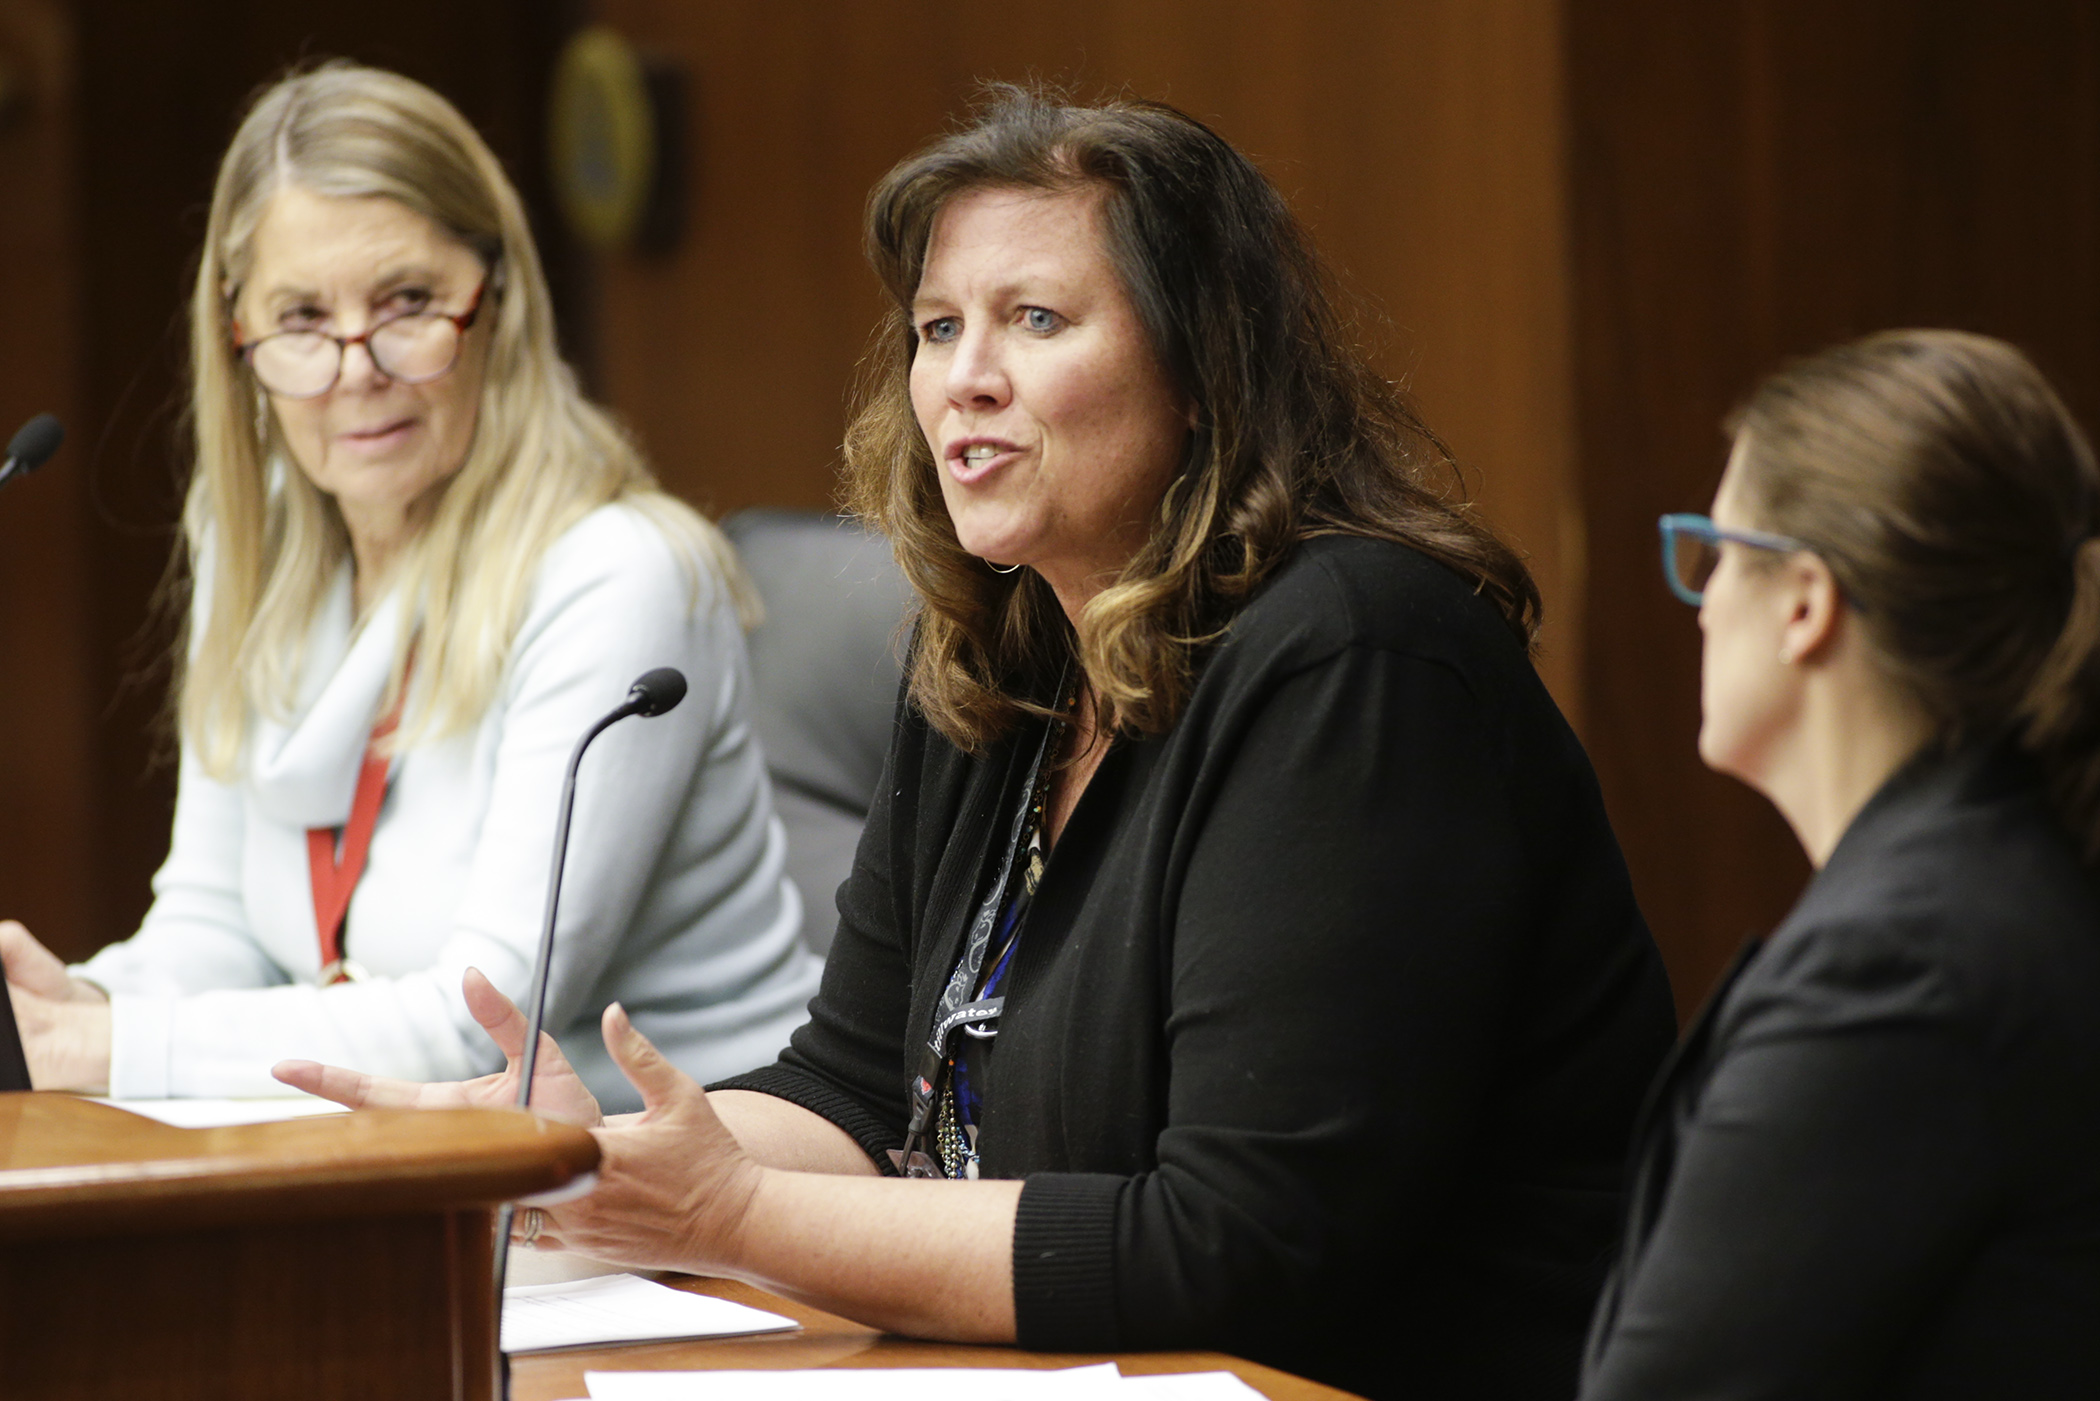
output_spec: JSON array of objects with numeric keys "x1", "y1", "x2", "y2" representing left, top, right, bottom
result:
[{"x1": 182, "y1": 62, "x2": 749, "y2": 776}]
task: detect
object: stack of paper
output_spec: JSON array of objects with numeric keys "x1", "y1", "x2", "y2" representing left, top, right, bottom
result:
[
  {"x1": 503, "y1": 1273, "x2": 797, "y2": 1354},
  {"x1": 94, "y1": 1097, "x2": 348, "y2": 1128},
  {"x1": 580, "y1": 1362, "x2": 1268, "y2": 1401}
]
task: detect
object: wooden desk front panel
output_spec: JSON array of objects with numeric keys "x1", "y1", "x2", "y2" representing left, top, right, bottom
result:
[{"x1": 0, "y1": 1208, "x2": 497, "y2": 1401}]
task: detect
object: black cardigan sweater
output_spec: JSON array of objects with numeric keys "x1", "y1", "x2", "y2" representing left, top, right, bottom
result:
[
  {"x1": 720, "y1": 536, "x2": 1675, "y2": 1399},
  {"x1": 1580, "y1": 741, "x2": 2100, "y2": 1399}
]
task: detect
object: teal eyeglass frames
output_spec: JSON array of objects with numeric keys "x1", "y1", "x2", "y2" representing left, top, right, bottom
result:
[{"x1": 1657, "y1": 513, "x2": 1812, "y2": 606}]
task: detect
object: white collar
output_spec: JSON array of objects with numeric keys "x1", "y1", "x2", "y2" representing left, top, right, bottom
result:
[{"x1": 245, "y1": 565, "x2": 409, "y2": 828}]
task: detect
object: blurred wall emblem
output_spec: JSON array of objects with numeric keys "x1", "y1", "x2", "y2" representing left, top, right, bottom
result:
[{"x1": 549, "y1": 27, "x2": 657, "y2": 251}]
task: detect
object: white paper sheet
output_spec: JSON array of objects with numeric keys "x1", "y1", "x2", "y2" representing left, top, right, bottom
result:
[
  {"x1": 1114, "y1": 1373, "x2": 1268, "y2": 1401},
  {"x1": 503, "y1": 1273, "x2": 798, "y2": 1354},
  {"x1": 585, "y1": 1363, "x2": 1125, "y2": 1401},
  {"x1": 93, "y1": 1096, "x2": 349, "y2": 1128}
]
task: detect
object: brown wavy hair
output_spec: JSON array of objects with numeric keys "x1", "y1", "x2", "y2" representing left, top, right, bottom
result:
[
  {"x1": 843, "y1": 86, "x2": 1540, "y2": 751},
  {"x1": 1730, "y1": 329, "x2": 2100, "y2": 859}
]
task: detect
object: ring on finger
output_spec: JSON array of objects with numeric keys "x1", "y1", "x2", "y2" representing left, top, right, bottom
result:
[{"x1": 518, "y1": 1206, "x2": 546, "y2": 1246}]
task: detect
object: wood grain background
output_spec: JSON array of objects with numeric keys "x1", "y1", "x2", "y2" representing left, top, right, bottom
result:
[{"x1": 1568, "y1": 1, "x2": 2100, "y2": 1011}]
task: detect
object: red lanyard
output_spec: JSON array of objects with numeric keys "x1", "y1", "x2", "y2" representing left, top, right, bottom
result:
[{"x1": 306, "y1": 683, "x2": 407, "y2": 986}]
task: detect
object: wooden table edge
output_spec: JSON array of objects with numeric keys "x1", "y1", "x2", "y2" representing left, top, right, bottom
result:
[
  {"x1": 507, "y1": 1273, "x2": 1365, "y2": 1401},
  {"x1": 0, "y1": 1094, "x2": 599, "y2": 1240}
]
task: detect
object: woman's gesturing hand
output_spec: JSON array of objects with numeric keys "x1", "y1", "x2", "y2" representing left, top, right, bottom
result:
[
  {"x1": 272, "y1": 967, "x2": 605, "y2": 1127},
  {"x1": 518, "y1": 1002, "x2": 763, "y2": 1273},
  {"x1": 0, "y1": 920, "x2": 111, "y2": 1092}
]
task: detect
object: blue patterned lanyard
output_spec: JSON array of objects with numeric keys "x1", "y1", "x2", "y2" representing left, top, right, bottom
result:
[{"x1": 891, "y1": 674, "x2": 1067, "y2": 1178}]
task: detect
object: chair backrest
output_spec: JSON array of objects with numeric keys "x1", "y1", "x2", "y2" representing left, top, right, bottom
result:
[{"x1": 722, "y1": 509, "x2": 913, "y2": 955}]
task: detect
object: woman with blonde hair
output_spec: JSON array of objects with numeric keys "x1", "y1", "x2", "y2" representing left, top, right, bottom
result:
[{"x1": 0, "y1": 62, "x2": 821, "y2": 1110}]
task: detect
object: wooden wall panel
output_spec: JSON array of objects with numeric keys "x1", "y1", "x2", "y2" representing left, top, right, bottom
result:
[
  {"x1": 0, "y1": 4, "x2": 94, "y2": 956},
  {"x1": 581, "y1": 1, "x2": 946, "y2": 512},
  {"x1": 591, "y1": 0, "x2": 1586, "y2": 707},
  {"x1": 1567, "y1": 1, "x2": 2100, "y2": 1015},
  {"x1": 4, "y1": 1, "x2": 572, "y2": 960}
]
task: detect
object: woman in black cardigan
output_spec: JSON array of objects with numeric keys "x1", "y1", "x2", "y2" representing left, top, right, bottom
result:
[
  {"x1": 281, "y1": 88, "x2": 1673, "y2": 1399},
  {"x1": 1583, "y1": 330, "x2": 2100, "y2": 1397}
]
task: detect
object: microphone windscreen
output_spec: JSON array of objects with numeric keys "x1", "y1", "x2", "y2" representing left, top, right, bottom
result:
[
  {"x1": 5, "y1": 414, "x2": 63, "y2": 473},
  {"x1": 629, "y1": 667, "x2": 688, "y2": 717}
]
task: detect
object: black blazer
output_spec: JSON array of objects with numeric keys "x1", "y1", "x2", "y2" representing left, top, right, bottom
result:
[
  {"x1": 721, "y1": 537, "x2": 1675, "y2": 1400},
  {"x1": 1582, "y1": 741, "x2": 2100, "y2": 1399}
]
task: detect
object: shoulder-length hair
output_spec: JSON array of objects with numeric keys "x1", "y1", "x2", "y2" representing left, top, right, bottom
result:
[
  {"x1": 182, "y1": 61, "x2": 747, "y2": 777},
  {"x1": 843, "y1": 86, "x2": 1539, "y2": 752}
]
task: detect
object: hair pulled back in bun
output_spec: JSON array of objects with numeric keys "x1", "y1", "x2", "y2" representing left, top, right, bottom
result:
[{"x1": 1729, "y1": 329, "x2": 2100, "y2": 858}]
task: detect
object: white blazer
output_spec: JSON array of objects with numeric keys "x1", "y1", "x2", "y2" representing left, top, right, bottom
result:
[{"x1": 79, "y1": 504, "x2": 821, "y2": 1112}]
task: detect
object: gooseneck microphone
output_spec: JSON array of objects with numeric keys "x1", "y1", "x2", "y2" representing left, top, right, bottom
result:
[
  {"x1": 0, "y1": 414, "x2": 64, "y2": 490},
  {"x1": 515, "y1": 665, "x2": 687, "y2": 1104},
  {"x1": 494, "y1": 667, "x2": 687, "y2": 1311}
]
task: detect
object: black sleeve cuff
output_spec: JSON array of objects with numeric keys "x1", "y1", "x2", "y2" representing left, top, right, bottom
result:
[
  {"x1": 1013, "y1": 1172, "x2": 1127, "y2": 1350},
  {"x1": 708, "y1": 1064, "x2": 904, "y2": 1176}
]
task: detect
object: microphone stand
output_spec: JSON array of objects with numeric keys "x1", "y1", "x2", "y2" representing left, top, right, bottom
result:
[{"x1": 491, "y1": 667, "x2": 686, "y2": 1395}]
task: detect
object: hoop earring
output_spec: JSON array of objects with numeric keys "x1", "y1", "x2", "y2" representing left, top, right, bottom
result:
[{"x1": 988, "y1": 561, "x2": 1023, "y2": 575}]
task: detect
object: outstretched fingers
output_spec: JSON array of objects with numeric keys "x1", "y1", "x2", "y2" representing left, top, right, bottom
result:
[
  {"x1": 603, "y1": 1002, "x2": 700, "y2": 1115},
  {"x1": 271, "y1": 1058, "x2": 446, "y2": 1109},
  {"x1": 465, "y1": 966, "x2": 573, "y2": 1082},
  {"x1": 573, "y1": 1002, "x2": 761, "y2": 1273},
  {"x1": 477, "y1": 969, "x2": 604, "y2": 1125},
  {"x1": 0, "y1": 921, "x2": 73, "y2": 1000},
  {"x1": 462, "y1": 966, "x2": 533, "y2": 1057},
  {"x1": 268, "y1": 970, "x2": 608, "y2": 1119}
]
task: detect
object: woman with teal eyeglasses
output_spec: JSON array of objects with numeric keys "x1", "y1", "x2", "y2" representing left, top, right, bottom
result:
[
  {"x1": 1582, "y1": 329, "x2": 2100, "y2": 1397},
  {"x1": 1657, "y1": 513, "x2": 1817, "y2": 608}
]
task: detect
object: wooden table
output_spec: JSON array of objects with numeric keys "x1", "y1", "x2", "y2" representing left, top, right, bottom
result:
[
  {"x1": 510, "y1": 1275, "x2": 1362, "y2": 1401},
  {"x1": 0, "y1": 1094, "x2": 1352, "y2": 1400},
  {"x1": 0, "y1": 1093, "x2": 599, "y2": 1400}
]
